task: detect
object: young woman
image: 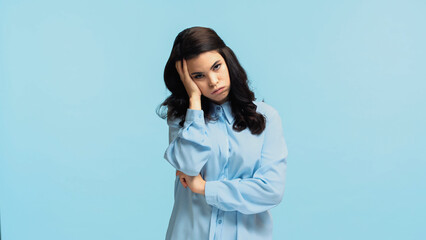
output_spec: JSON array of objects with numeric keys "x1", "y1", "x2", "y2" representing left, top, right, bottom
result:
[{"x1": 157, "y1": 26, "x2": 288, "y2": 240}]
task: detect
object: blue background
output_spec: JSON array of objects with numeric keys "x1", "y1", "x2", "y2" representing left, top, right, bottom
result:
[{"x1": 1, "y1": 0, "x2": 425, "y2": 239}]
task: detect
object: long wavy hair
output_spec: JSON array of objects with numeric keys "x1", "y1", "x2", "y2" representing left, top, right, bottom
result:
[{"x1": 156, "y1": 26, "x2": 266, "y2": 135}]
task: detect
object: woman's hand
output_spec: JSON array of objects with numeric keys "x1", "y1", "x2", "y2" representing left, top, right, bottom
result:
[
  {"x1": 176, "y1": 170, "x2": 206, "y2": 195},
  {"x1": 175, "y1": 59, "x2": 202, "y2": 99}
]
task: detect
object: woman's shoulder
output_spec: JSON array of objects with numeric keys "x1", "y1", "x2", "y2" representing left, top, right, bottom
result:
[
  {"x1": 253, "y1": 100, "x2": 279, "y2": 118},
  {"x1": 166, "y1": 113, "x2": 184, "y2": 128}
]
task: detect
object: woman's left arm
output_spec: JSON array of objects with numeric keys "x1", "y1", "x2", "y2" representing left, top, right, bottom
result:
[{"x1": 204, "y1": 110, "x2": 288, "y2": 215}]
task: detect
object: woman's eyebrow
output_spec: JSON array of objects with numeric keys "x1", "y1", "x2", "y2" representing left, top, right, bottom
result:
[{"x1": 190, "y1": 60, "x2": 221, "y2": 76}]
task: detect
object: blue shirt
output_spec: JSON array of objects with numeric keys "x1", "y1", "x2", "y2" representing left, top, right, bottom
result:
[{"x1": 164, "y1": 100, "x2": 288, "y2": 240}]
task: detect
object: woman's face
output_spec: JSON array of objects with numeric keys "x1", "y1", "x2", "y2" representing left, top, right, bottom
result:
[{"x1": 186, "y1": 50, "x2": 231, "y2": 105}]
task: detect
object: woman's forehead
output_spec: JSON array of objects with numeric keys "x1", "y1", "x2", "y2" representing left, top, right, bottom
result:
[{"x1": 187, "y1": 50, "x2": 223, "y2": 70}]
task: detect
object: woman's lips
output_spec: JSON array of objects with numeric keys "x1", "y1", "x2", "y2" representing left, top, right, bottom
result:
[{"x1": 212, "y1": 87, "x2": 224, "y2": 94}]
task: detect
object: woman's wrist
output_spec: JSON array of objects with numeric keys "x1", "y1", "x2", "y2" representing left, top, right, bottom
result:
[
  {"x1": 199, "y1": 180, "x2": 206, "y2": 195},
  {"x1": 189, "y1": 96, "x2": 202, "y2": 110}
]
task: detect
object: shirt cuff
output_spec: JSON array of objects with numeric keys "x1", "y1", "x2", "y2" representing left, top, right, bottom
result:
[
  {"x1": 185, "y1": 109, "x2": 205, "y2": 124},
  {"x1": 204, "y1": 180, "x2": 219, "y2": 206}
]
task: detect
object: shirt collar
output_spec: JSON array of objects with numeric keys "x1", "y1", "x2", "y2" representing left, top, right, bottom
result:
[{"x1": 209, "y1": 100, "x2": 234, "y2": 125}]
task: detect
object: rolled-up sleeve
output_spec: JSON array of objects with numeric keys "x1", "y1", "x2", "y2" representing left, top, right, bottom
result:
[
  {"x1": 164, "y1": 109, "x2": 213, "y2": 176},
  {"x1": 204, "y1": 110, "x2": 288, "y2": 214}
]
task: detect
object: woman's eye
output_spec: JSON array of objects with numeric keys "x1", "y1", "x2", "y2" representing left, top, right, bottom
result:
[{"x1": 193, "y1": 65, "x2": 220, "y2": 79}]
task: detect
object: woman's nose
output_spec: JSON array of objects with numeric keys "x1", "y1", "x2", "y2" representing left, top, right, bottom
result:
[{"x1": 208, "y1": 75, "x2": 219, "y2": 87}]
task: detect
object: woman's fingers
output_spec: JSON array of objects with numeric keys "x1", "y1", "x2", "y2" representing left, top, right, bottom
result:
[
  {"x1": 175, "y1": 59, "x2": 188, "y2": 83},
  {"x1": 182, "y1": 59, "x2": 190, "y2": 79},
  {"x1": 175, "y1": 59, "x2": 202, "y2": 98},
  {"x1": 182, "y1": 177, "x2": 188, "y2": 188},
  {"x1": 179, "y1": 177, "x2": 187, "y2": 188},
  {"x1": 175, "y1": 60, "x2": 182, "y2": 77},
  {"x1": 175, "y1": 59, "x2": 189, "y2": 80},
  {"x1": 176, "y1": 170, "x2": 188, "y2": 188}
]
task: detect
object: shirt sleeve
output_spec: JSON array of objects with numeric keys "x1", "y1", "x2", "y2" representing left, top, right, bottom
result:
[
  {"x1": 204, "y1": 110, "x2": 288, "y2": 214},
  {"x1": 163, "y1": 109, "x2": 213, "y2": 176}
]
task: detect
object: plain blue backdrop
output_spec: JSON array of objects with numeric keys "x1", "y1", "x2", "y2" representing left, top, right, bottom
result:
[{"x1": 1, "y1": 0, "x2": 425, "y2": 239}]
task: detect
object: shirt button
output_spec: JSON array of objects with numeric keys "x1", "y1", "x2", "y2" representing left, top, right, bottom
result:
[
  {"x1": 218, "y1": 220, "x2": 222, "y2": 224},
  {"x1": 216, "y1": 106, "x2": 221, "y2": 111},
  {"x1": 228, "y1": 147, "x2": 231, "y2": 152}
]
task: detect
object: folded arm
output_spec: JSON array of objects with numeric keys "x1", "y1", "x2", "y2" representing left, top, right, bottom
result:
[
  {"x1": 204, "y1": 110, "x2": 288, "y2": 214},
  {"x1": 164, "y1": 109, "x2": 212, "y2": 176}
]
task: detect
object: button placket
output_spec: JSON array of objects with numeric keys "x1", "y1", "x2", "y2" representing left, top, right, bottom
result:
[
  {"x1": 216, "y1": 106, "x2": 223, "y2": 118},
  {"x1": 217, "y1": 210, "x2": 224, "y2": 224},
  {"x1": 209, "y1": 207, "x2": 219, "y2": 240}
]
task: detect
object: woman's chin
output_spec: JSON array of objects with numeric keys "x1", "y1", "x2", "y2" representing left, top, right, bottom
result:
[{"x1": 212, "y1": 96, "x2": 229, "y2": 105}]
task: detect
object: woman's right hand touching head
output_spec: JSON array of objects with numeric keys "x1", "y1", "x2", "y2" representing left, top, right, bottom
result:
[{"x1": 175, "y1": 59, "x2": 202, "y2": 99}]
